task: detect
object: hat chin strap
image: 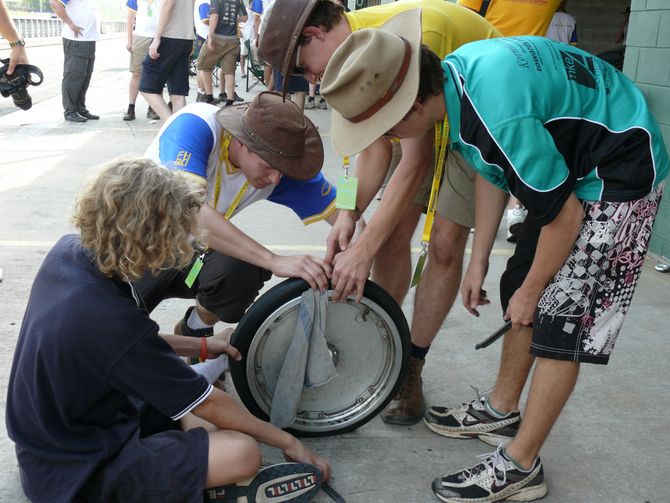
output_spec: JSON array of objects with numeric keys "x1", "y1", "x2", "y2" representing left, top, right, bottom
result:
[{"x1": 346, "y1": 37, "x2": 412, "y2": 124}]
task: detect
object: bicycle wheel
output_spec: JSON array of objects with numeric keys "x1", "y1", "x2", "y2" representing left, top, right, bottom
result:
[{"x1": 230, "y1": 278, "x2": 410, "y2": 437}]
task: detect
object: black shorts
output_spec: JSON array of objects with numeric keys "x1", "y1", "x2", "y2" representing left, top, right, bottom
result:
[
  {"x1": 140, "y1": 37, "x2": 192, "y2": 96},
  {"x1": 133, "y1": 251, "x2": 272, "y2": 323},
  {"x1": 77, "y1": 404, "x2": 209, "y2": 503}
]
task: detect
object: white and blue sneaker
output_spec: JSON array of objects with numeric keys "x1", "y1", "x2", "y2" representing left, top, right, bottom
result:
[{"x1": 432, "y1": 446, "x2": 547, "y2": 502}]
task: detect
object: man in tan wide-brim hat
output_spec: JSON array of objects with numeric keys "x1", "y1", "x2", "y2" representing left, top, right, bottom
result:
[
  {"x1": 136, "y1": 91, "x2": 339, "y2": 349},
  {"x1": 320, "y1": 10, "x2": 669, "y2": 501},
  {"x1": 259, "y1": 0, "x2": 500, "y2": 428}
]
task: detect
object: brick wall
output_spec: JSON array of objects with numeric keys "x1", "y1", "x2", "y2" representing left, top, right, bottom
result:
[
  {"x1": 624, "y1": 0, "x2": 670, "y2": 260},
  {"x1": 567, "y1": 0, "x2": 630, "y2": 56}
]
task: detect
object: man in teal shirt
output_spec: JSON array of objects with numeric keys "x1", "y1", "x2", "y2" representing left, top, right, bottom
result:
[{"x1": 321, "y1": 22, "x2": 668, "y2": 503}]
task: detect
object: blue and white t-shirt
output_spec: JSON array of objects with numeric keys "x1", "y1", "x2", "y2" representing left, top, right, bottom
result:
[
  {"x1": 126, "y1": 0, "x2": 160, "y2": 38},
  {"x1": 144, "y1": 103, "x2": 336, "y2": 225}
]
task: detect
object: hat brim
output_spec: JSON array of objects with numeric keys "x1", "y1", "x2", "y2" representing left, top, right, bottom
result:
[
  {"x1": 328, "y1": 9, "x2": 423, "y2": 157},
  {"x1": 216, "y1": 103, "x2": 323, "y2": 181}
]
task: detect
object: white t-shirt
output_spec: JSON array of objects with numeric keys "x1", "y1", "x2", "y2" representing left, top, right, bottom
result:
[
  {"x1": 127, "y1": 0, "x2": 160, "y2": 38},
  {"x1": 59, "y1": 0, "x2": 99, "y2": 41},
  {"x1": 194, "y1": 0, "x2": 210, "y2": 40},
  {"x1": 545, "y1": 11, "x2": 577, "y2": 44}
]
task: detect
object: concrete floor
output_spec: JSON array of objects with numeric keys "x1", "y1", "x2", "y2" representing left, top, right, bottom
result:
[{"x1": 0, "y1": 37, "x2": 668, "y2": 502}]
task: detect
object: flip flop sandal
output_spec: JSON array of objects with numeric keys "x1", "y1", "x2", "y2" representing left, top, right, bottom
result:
[{"x1": 205, "y1": 462, "x2": 323, "y2": 502}]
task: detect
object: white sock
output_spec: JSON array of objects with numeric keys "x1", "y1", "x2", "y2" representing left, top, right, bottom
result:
[
  {"x1": 187, "y1": 307, "x2": 214, "y2": 330},
  {"x1": 191, "y1": 355, "x2": 229, "y2": 384}
]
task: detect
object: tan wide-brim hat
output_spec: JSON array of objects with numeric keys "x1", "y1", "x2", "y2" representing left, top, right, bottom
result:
[
  {"x1": 216, "y1": 91, "x2": 323, "y2": 180},
  {"x1": 258, "y1": 0, "x2": 319, "y2": 97},
  {"x1": 321, "y1": 8, "x2": 422, "y2": 157}
]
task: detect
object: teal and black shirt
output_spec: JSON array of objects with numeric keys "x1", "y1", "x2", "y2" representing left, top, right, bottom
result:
[{"x1": 443, "y1": 36, "x2": 669, "y2": 226}]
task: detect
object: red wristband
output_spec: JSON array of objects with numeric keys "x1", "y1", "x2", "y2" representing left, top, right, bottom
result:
[{"x1": 199, "y1": 337, "x2": 208, "y2": 363}]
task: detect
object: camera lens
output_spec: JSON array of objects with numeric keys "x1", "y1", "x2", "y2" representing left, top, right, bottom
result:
[{"x1": 11, "y1": 87, "x2": 32, "y2": 111}]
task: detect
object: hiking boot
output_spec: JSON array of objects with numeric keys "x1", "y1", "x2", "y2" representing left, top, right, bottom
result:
[
  {"x1": 432, "y1": 446, "x2": 547, "y2": 502},
  {"x1": 205, "y1": 462, "x2": 323, "y2": 502},
  {"x1": 424, "y1": 389, "x2": 520, "y2": 447},
  {"x1": 123, "y1": 106, "x2": 135, "y2": 121},
  {"x1": 305, "y1": 97, "x2": 316, "y2": 109},
  {"x1": 506, "y1": 206, "x2": 527, "y2": 242},
  {"x1": 146, "y1": 107, "x2": 160, "y2": 120},
  {"x1": 381, "y1": 356, "x2": 425, "y2": 425}
]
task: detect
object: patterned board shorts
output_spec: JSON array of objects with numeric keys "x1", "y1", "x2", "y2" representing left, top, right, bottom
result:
[{"x1": 531, "y1": 183, "x2": 664, "y2": 365}]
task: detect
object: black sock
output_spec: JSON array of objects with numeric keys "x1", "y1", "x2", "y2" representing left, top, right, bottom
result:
[
  {"x1": 128, "y1": 103, "x2": 135, "y2": 109},
  {"x1": 411, "y1": 343, "x2": 430, "y2": 360},
  {"x1": 307, "y1": 96, "x2": 315, "y2": 101}
]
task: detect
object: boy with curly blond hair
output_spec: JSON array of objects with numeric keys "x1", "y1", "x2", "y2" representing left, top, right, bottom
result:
[{"x1": 6, "y1": 158, "x2": 330, "y2": 503}]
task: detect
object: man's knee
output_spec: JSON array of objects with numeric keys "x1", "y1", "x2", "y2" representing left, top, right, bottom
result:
[
  {"x1": 428, "y1": 217, "x2": 469, "y2": 268},
  {"x1": 208, "y1": 430, "x2": 262, "y2": 484}
]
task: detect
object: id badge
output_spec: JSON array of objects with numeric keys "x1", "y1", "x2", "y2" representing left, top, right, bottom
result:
[
  {"x1": 184, "y1": 254, "x2": 205, "y2": 288},
  {"x1": 336, "y1": 176, "x2": 358, "y2": 210}
]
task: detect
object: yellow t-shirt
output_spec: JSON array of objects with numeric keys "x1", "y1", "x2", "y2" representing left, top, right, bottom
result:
[
  {"x1": 457, "y1": 0, "x2": 562, "y2": 37},
  {"x1": 344, "y1": 0, "x2": 501, "y2": 59}
]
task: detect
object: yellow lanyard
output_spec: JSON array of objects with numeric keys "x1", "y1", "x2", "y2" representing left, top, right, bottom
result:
[
  {"x1": 213, "y1": 131, "x2": 249, "y2": 218},
  {"x1": 185, "y1": 132, "x2": 249, "y2": 288},
  {"x1": 411, "y1": 119, "x2": 450, "y2": 287}
]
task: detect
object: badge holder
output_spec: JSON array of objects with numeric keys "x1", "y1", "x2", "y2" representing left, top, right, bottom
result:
[{"x1": 335, "y1": 157, "x2": 358, "y2": 211}]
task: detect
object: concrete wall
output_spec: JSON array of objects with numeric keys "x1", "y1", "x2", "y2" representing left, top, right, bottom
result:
[{"x1": 624, "y1": 0, "x2": 670, "y2": 260}]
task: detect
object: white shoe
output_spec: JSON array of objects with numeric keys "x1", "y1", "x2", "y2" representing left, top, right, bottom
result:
[{"x1": 506, "y1": 206, "x2": 527, "y2": 242}]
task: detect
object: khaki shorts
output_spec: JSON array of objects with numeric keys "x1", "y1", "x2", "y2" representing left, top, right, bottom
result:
[
  {"x1": 129, "y1": 35, "x2": 152, "y2": 73},
  {"x1": 197, "y1": 37, "x2": 240, "y2": 74},
  {"x1": 408, "y1": 148, "x2": 475, "y2": 228}
]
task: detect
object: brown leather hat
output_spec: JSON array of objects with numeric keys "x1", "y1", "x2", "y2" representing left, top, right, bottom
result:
[
  {"x1": 258, "y1": 0, "x2": 319, "y2": 97},
  {"x1": 216, "y1": 91, "x2": 323, "y2": 180}
]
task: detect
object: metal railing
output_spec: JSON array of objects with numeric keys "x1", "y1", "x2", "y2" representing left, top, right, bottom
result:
[{"x1": 11, "y1": 17, "x2": 125, "y2": 38}]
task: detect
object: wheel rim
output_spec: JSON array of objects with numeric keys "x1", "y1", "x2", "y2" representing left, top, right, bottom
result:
[{"x1": 244, "y1": 291, "x2": 404, "y2": 434}]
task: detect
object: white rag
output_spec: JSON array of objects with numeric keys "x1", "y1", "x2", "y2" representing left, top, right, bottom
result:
[{"x1": 270, "y1": 289, "x2": 338, "y2": 428}]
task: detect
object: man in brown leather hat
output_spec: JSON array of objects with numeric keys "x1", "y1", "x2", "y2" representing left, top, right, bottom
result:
[
  {"x1": 259, "y1": 0, "x2": 500, "y2": 426},
  {"x1": 136, "y1": 91, "x2": 338, "y2": 347}
]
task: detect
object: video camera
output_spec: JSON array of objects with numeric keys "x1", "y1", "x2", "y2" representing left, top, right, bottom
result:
[{"x1": 0, "y1": 58, "x2": 43, "y2": 111}]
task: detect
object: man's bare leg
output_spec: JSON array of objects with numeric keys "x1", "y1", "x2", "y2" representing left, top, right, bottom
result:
[
  {"x1": 200, "y1": 68, "x2": 214, "y2": 96},
  {"x1": 224, "y1": 73, "x2": 235, "y2": 103},
  {"x1": 505, "y1": 357, "x2": 580, "y2": 468},
  {"x1": 382, "y1": 215, "x2": 470, "y2": 424},
  {"x1": 141, "y1": 92, "x2": 171, "y2": 120},
  {"x1": 370, "y1": 202, "x2": 422, "y2": 305},
  {"x1": 489, "y1": 326, "x2": 535, "y2": 413},
  {"x1": 170, "y1": 95, "x2": 186, "y2": 114}
]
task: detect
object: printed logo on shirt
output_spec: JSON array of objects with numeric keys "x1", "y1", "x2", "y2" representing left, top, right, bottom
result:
[
  {"x1": 175, "y1": 150, "x2": 192, "y2": 167},
  {"x1": 321, "y1": 181, "x2": 332, "y2": 197},
  {"x1": 560, "y1": 50, "x2": 596, "y2": 89}
]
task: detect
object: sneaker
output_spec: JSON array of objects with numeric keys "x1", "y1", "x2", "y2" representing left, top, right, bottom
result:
[
  {"x1": 432, "y1": 446, "x2": 547, "y2": 502},
  {"x1": 204, "y1": 462, "x2": 323, "y2": 502},
  {"x1": 506, "y1": 206, "x2": 527, "y2": 243},
  {"x1": 424, "y1": 388, "x2": 520, "y2": 447},
  {"x1": 381, "y1": 356, "x2": 425, "y2": 425},
  {"x1": 123, "y1": 106, "x2": 136, "y2": 121},
  {"x1": 146, "y1": 107, "x2": 160, "y2": 120},
  {"x1": 317, "y1": 97, "x2": 327, "y2": 110},
  {"x1": 175, "y1": 306, "x2": 213, "y2": 365},
  {"x1": 305, "y1": 97, "x2": 316, "y2": 109}
]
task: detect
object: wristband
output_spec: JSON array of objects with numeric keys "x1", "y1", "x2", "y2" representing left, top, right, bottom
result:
[
  {"x1": 9, "y1": 38, "x2": 25, "y2": 48},
  {"x1": 199, "y1": 336, "x2": 208, "y2": 363}
]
